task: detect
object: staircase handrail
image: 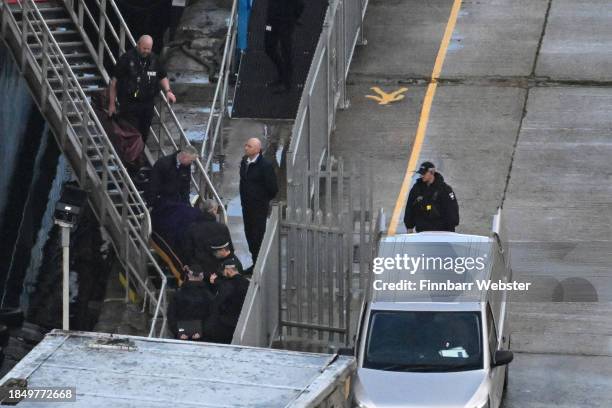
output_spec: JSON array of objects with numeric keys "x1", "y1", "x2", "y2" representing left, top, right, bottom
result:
[{"x1": 1, "y1": 0, "x2": 167, "y2": 336}]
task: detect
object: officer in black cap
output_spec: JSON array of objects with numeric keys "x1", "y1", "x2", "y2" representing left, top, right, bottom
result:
[
  {"x1": 203, "y1": 256, "x2": 250, "y2": 344},
  {"x1": 403, "y1": 161, "x2": 459, "y2": 232}
]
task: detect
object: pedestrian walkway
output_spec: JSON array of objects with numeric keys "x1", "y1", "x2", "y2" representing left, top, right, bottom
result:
[
  {"x1": 330, "y1": 0, "x2": 612, "y2": 406},
  {"x1": 232, "y1": 0, "x2": 328, "y2": 119}
]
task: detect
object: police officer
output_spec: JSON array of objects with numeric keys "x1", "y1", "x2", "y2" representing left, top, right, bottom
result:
[
  {"x1": 404, "y1": 161, "x2": 459, "y2": 232},
  {"x1": 108, "y1": 35, "x2": 176, "y2": 142},
  {"x1": 203, "y1": 256, "x2": 249, "y2": 344},
  {"x1": 265, "y1": 0, "x2": 304, "y2": 93}
]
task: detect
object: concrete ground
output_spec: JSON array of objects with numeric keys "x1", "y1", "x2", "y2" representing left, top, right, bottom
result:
[{"x1": 332, "y1": 0, "x2": 612, "y2": 406}]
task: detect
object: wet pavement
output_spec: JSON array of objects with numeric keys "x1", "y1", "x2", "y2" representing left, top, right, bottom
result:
[{"x1": 331, "y1": 0, "x2": 612, "y2": 406}]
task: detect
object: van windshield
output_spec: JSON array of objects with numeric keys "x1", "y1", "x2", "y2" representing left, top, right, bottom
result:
[{"x1": 364, "y1": 311, "x2": 483, "y2": 372}]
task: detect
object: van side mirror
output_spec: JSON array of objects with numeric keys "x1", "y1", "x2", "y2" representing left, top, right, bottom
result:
[
  {"x1": 337, "y1": 347, "x2": 355, "y2": 356},
  {"x1": 492, "y1": 350, "x2": 514, "y2": 367}
]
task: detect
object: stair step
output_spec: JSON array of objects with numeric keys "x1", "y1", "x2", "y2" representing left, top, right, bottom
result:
[
  {"x1": 43, "y1": 18, "x2": 73, "y2": 26},
  {"x1": 28, "y1": 28, "x2": 78, "y2": 37},
  {"x1": 49, "y1": 74, "x2": 102, "y2": 83},
  {"x1": 11, "y1": 6, "x2": 66, "y2": 15},
  {"x1": 31, "y1": 40, "x2": 85, "y2": 50},
  {"x1": 89, "y1": 154, "x2": 117, "y2": 162},
  {"x1": 37, "y1": 51, "x2": 90, "y2": 60},
  {"x1": 54, "y1": 86, "x2": 105, "y2": 95}
]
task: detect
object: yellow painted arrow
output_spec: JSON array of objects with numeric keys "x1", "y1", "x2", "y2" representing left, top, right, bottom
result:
[{"x1": 365, "y1": 86, "x2": 408, "y2": 105}]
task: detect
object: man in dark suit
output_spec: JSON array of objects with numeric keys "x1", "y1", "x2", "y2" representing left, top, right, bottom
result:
[
  {"x1": 147, "y1": 145, "x2": 198, "y2": 208},
  {"x1": 265, "y1": 0, "x2": 304, "y2": 93},
  {"x1": 239, "y1": 138, "x2": 278, "y2": 272}
]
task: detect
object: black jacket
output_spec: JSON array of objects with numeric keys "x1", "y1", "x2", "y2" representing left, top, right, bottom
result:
[
  {"x1": 167, "y1": 280, "x2": 214, "y2": 336},
  {"x1": 239, "y1": 154, "x2": 278, "y2": 208},
  {"x1": 179, "y1": 213, "x2": 234, "y2": 274},
  {"x1": 113, "y1": 48, "x2": 167, "y2": 105},
  {"x1": 267, "y1": 0, "x2": 304, "y2": 23},
  {"x1": 210, "y1": 275, "x2": 250, "y2": 328},
  {"x1": 148, "y1": 152, "x2": 191, "y2": 207},
  {"x1": 404, "y1": 173, "x2": 459, "y2": 232}
]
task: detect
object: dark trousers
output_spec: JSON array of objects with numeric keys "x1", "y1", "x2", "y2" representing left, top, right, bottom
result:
[
  {"x1": 119, "y1": 101, "x2": 154, "y2": 143},
  {"x1": 242, "y1": 204, "x2": 268, "y2": 265},
  {"x1": 264, "y1": 21, "x2": 295, "y2": 88},
  {"x1": 203, "y1": 315, "x2": 234, "y2": 344}
]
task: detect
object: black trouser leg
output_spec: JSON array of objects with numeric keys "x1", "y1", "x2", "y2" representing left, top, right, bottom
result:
[
  {"x1": 203, "y1": 315, "x2": 234, "y2": 344},
  {"x1": 137, "y1": 104, "x2": 154, "y2": 143},
  {"x1": 279, "y1": 24, "x2": 295, "y2": 88},
  {"x1": 264, "y1": 26, "x2": 283, "y2": 81},
  {"x1": 242, "y1": 204, "x2": 268, "y2": 265},
  {"x1": 119, "y1": 102, "x2": 154, "y2": 143}
]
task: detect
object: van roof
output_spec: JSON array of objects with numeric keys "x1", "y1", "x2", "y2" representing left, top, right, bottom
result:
[
  {"x1": 371, "y1": 232, "x2": 495, "y2": 305},
  {"x1": 0, "y1": 331, "x2": 354, "y2": 407}
]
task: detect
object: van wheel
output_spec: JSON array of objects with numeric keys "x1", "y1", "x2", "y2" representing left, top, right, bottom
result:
[
  {"x1": 0, "y1": 308, "x2": 24, "y2": 328},
  {"x1": 0, "y1": 324, "x2": 9, "y2": 348}
]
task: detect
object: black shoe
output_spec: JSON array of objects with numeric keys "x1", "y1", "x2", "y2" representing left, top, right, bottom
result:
[{"x1": 243, "y1": 265, "x2": 254, "y2": 276}]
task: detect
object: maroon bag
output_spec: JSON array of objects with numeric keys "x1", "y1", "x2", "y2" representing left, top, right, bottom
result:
[{"x1": 91, "y1": 90, "x2": 145, "y2": 170}]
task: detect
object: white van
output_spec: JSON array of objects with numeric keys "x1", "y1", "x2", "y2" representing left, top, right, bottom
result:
[{"x1": 349, "y1": 212, "x2": 513, "y2": 408}]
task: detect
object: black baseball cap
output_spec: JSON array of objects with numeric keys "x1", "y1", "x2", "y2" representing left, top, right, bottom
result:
[
  {"x1": 221, "y1": 256, "x2": 243, "y2": 273},
  {"x1": 417, "y1": 161, "x2": 436, "y2": 175}
]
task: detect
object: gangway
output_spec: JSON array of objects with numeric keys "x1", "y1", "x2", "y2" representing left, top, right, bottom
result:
[{"x1": 0, "y1": 0, "x2": 226, "y2": 337}]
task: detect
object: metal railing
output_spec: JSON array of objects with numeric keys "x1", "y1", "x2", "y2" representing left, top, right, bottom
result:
[
  {"x1": 201, "y1": 0, "x2": 238, "y2": 173},
  {"x1": 60, "y1": 0, "x2": 227, "y2": 222},
  {"x1": 232, "y1": 205, "x2": 281, "y2": 347},
  {"x1": 286, "y1": 0, "x2": 368, "y2": 202},
  {"x1": 0, "y1": 0, "x2": 195, "y2": 337}
]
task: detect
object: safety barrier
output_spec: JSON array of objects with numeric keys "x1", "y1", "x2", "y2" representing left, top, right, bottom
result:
[{"x1": 286, "y1": 0, "x2": 368, "y2": 207}]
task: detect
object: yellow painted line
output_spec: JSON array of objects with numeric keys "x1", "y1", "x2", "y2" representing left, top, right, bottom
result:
[
  {"x1": 119, "y1": 271, "x2": 140, "y2": 304},
  {"x1": 387, "y1": 0, "x2": 463, "y2": 236}
]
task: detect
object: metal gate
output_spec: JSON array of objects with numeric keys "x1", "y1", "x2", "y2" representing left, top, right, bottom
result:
[{"x1": 279, "y1": 157, "x2": 383, "y2": 348}]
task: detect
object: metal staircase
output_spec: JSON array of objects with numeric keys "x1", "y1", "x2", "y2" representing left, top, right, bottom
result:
[{"x1": 0, "y1": 0, "x2": 226, "y2": 337}]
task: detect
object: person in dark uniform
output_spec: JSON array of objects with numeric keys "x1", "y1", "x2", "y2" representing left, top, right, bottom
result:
[
  {"x1": 264, "y1": 0, "x2": 304, "y2": 92},
  {"x1": 203, "y1": 257, "x2": 250, "y2": 344},
  {"x1": 147, "y1": 146, "x2": 198, "y2": 209},
  {"x1": 210, "y1": 241, "x2": 242, "y2": 274},
  {"x1": 109, "y1": 35, "x2": 176, "y2": 142},
  {"x1": 167, "y1": 264, "x2": 215, "y2": 340},
  {"x1": 180, "y1": 200, "x2": 234, "y2": 276},
  {"x1": 404, "y1": 161, "x2": 459, "y2": 232},
  {"x1": 239, "y1": 138, "x2": 278, "y2": 273}
]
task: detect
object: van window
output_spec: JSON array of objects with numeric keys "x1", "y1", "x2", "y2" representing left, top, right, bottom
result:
[
  {"x1": 486, "y1": 304, "x2": 498, "y2": 355},
  {"x1": 364, "y1": 311, "x2": 483, "y2": 372}
]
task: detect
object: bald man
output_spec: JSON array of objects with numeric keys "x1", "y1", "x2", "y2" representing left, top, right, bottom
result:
[
  {"x1": 109, "y1": 35, "x2": 176, "y2": 143},
  {"x1": 239, "y1": 138, "x2": 278, "y2": 272}
]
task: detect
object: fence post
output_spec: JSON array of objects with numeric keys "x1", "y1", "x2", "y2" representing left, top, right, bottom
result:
[
  {"x1": 20, "y1": 0, "x2": 29, "y2": 70},
  {"x1": 98, "y1": 0, "x2": 107, "y2": 64},
  {"x1": 40, "y1": 30, "x2": 50, "y2": 111}
]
